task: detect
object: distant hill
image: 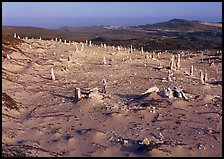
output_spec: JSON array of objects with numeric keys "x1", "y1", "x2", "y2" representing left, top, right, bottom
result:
[
  {"x1": 198, "y1": 22, "x2": 222, "y2": 28},
  {"x1": 58, "y1": 25, "x2": 108, "y2": 33},
  {"x1": 2, "y1": 26, "x2": 86, "y2": 41},
  {"x1": 137, "y1": 19, "x2": 222, "y2": 31},
  {"x1": 2, "y1": 19, "x2": 222, "y2": 50}
]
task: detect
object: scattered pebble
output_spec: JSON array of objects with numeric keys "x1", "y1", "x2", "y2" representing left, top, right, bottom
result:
[
  {"x1": 140, "y1": 138, "x2": 150, "y2": 145},
  {"x1": 123, "y1": 140, "x2": 129, "y2": 145}
]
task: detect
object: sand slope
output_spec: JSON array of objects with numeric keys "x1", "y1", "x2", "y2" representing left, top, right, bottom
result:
[{"x1": 2, "y1": 36, "x2": 222, "y2": 157}]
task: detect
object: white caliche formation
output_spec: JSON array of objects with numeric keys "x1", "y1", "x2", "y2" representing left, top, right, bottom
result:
[
  {"x1": 142, "y1": 86, "x2": 159, "y2": 94},
  {"x1": 199, "y1": 70, "x2": 205, "y2": 84},
  {"x1": 55, "y1": 38, "x2": 58, "y2": 42},
  {"x1": 173, "y1": 55, "x2": 177, "y2": 70},
  {"x1": 51, "y1": 68, "x2": 56, "y2": 80},
  {"x1": 85, "y1": 40, "x2": 88, "y2": 45},
  {"x1": 80, "y1": 42, "x2": 84, "y2": 51},
  {"x1": 173, "y1": 56, "x2": 177, "y2": 70},
  {"x1": 180, "y1": 51, "x2": 184, "y2": 56},
  {"x1": 14, "y1": 33, "x2": 17, "y2": 38},
  {"x1": 190, "y1": 65, "x2": 194, "y2": 76},
  {"x1": 173, "y1": 87, "x2": 188, "y2": 99},
  {"x1": 141, "y1": 47, "x2": 144, "y2": 54},
  {"x1": 39, "y1": 37, "x2": 42, "y2": 40},
  {"x1": 158, "y1": 63, "x2": 162, "y2": 69},
  {"x1": 89, "y1": 40, "x2": 92, "y2": 46},
  {"x1": 176, "y1": 54, "x2": 181, "y2": 68},
  {"x1": 25, "y1": 37, "x2": 28, "y2": 40},
  {"x1": 6, "y1": 53, "x2": 10, "y2": 60},
  {"x1": 158, "y1": 87, "x2": 188, "y2": 99},
  {"x1": 103, "y1": 56, "x2": 107, "y2": 65},
  {"x1": 145, "y1": 53, "x2": 149, "y2": 59},
  {"x1": 210, "y1": 60, "x2": 215, "y2": 66},
  {"x1": 167, "y1": 70, "x2": 172, "y2": 81},
  {"x1": 17, "y1": 36, "x2": 21, "y2": 39},
  {"x1": 201, "y1": 53, "x2": 204, "y2": 62},
  {"x1": 64, "y1": 40, "x2": 67, "y2": 44},
  {"x1": 159, "y1": 87, "x2": 173, "y2": 98},
  {"x1": 117, "y1": 46, "x2": 121, "y2": 52},
  {"x1": 59, "y1": 39, "x2": 62, "y2": 43},
  {"x1": 204, "y1": 70, "x2": 208, "y2": 83},
  {"x1": 157, "y1": 52, "x2": 160, "y2": 58},
  {"x1": 102, "y1": 79, "x2": 107, "y2": 93},
  {"x1": 74, "y1": 88, "x2": 81, "y2": 101},
  {"x1": 170, "y1": 55, "x2": 175, "y2": 71},
  {"x1": 75, "y1": 45, "x2": 79, "y2": 52},
  {"x1": 104, "y1": 44, "x2": 107, "y2": 49},
  {"x1": 173, "y1": 87, "x2": 182, "y2": 98},
  {"x1": 130, "y1": 45, "x2": 133, "y2": 53}
]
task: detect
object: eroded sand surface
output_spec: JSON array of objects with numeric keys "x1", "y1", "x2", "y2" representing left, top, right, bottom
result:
[{"x1": 2, "y1": 37, "x2": 222, "y2": 157}]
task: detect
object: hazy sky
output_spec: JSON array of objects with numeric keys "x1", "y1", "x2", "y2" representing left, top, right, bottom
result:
[{"x1": 2, "y1": 2, "x2": 222, "y2": 28}]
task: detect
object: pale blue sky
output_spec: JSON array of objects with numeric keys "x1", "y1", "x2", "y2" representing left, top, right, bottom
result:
[
  {"x1": 2, "y1": 2, "x2": 222, "y2": 18},
  {"x1": 2, "y1": 2, "x2": 222, "y2": 28}
]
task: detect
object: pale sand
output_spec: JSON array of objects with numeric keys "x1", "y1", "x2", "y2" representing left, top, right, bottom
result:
[{"x1": 2, "y1": 38, "x2": 222, "y2": 157}]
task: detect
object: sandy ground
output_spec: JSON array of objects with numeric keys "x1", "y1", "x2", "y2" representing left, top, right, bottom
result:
[{"x1": 2, "y1": 37, "x2": 222, "y2": 157}]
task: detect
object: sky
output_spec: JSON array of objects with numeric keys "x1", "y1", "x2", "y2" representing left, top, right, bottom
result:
[{"x1": 2, "y1": 2, "x2": 222, "y2": 29}]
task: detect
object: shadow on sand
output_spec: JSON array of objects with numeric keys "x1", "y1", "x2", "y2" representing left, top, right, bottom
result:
[
  {"x1": 119, "y1": 138, "x2": 166, "y2": 157},
  {"x1": 51, "y1": 93, "x2": 77, "y2": 103},
  {"x1": 209, "y1": 81, "x2": 222, "y2": 85},
  {"x1": 115, "y1": 93, "x2": 153, "y2": 101}
]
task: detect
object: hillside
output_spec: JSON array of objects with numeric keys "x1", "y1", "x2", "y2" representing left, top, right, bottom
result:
[
  {"x1": 2, "y1": 19, "x2": 222, "y2": 50},
  {"x1": 2, "y1": 26, "x2": 85, "y2": 42},
  {"x1": 2, "y1": 33, "x2": 24, "y2": 58},
  {"x1": 137, "y1": 19, "x2": 222, "y2": 31}
]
